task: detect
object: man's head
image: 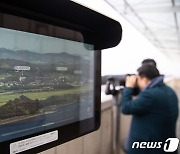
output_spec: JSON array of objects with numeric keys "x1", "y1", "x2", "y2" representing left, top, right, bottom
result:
[
  {"x1": 141, "y1": 58, "x2": 156, "y2": 67},
  {"x1": 137, "y1": 64, "x2": 160, "y2": 90}
]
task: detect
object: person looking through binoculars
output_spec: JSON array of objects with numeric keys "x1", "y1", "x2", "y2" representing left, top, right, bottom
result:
[{"x1": 121, "y1": 64, "x2": 179, "y2": 154}]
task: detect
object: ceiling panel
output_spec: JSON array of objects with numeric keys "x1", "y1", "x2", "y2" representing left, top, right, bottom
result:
[{"x1": 105, "y1": 0, "x2": 180, "y2": 62}]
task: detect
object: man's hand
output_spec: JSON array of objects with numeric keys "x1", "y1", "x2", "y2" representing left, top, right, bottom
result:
[{"x1": 125, "y1": 75, "x2": 137, "y2": 88}]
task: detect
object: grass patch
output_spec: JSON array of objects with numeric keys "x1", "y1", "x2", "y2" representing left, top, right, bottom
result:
[
  {"x1": 0, "y1": 73, "x2": 12, "y2": 80},
  {"x1": 0, "y1": 85, "x2": 91, "y2": 105},
  {"x1": 0, "y1": 102, "x2": 7, "y2": 107}
]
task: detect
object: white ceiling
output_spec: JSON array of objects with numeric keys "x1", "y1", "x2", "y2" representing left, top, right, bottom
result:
[{"x1": 104, "y1": 0, "x2": 180, "y2": 62}]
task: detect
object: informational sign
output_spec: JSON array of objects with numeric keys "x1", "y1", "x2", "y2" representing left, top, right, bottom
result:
[
  {"x1": 0, "y1": 15, "x2": 97, "y2": 154},
  {"x1": 14, "y1": 66, "x2": 31, "y2": 71},
  {"x1": 10, "y1": 130, "x2": 58, "y2": 154},
  {"x1": 0, "y1": 0, "x2": 122, "y2": 151},
  {"x1": 74, "y1": 70, "x2": 82, "y2": 74},
  {"x1": 56, "y1": 67, "x2": 68, "y2": 71}
]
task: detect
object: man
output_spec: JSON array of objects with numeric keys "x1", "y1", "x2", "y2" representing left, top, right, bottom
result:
[
  {"x1": 123, "y1": 58, "x2": 157, "y2": 152},
  {"x1": 121, "y1": 64, "x2": 179, "y2": 154},
  {"x1": 141, "y1": 58, "x2": 156, "y2": 67}
]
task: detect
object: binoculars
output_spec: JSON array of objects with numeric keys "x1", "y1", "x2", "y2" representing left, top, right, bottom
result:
[{"x1": 102, "y1": 74, "x2": 140, "y2": 96}]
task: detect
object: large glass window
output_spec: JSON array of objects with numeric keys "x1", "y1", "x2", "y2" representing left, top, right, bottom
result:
[{"x1": 0, "y1": 13, "x2": 95, "y2": 142}]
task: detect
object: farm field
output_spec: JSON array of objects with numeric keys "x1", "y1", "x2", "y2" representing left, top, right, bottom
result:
[{"x1": 0, "y1": 85, "x2": 91, "y2": 106}]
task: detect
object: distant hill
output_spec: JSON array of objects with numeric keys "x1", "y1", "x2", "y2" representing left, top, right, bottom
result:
[
  {"x1": 0, "y1": 58, "x2": 89, "y2": 74},
  {"x1": 0, "y1": 59, "x2": 90, "y2": 77},
  {"x1": 0, "y1": 48, "x2": 88, "y2": 65},
  {"x1": 0, "y1": 58, "x2": 38, "y2": 71}
]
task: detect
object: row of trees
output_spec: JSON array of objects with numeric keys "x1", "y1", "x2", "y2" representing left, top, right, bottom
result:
[
  {"x1": 0, "y1": 93, "x2": 80, "y2": 120},
  {"x1": 0, "y1": 95, "x2": 39, "y2": 120}
]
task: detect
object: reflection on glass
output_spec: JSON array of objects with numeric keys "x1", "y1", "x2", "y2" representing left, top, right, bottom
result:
[{"x1": 0, "y1": 28, "x2": 94, "y2": 142}]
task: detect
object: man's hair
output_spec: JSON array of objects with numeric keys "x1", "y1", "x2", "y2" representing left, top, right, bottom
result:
[
  {"x1": 137, "y1": 64, "x2": 160, "y2": 80},
  {"x1": 142, "y1": 58, "x2": 156, "y2": 67}
]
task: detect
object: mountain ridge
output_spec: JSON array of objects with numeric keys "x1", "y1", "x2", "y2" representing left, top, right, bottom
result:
[{"x1": 0, "y1": 48, "x2": 89, "y2": 65}]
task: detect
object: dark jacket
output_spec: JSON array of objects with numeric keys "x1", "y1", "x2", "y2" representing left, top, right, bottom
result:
[{"x1": 121, "y1": 80, "x2": 179, "y2": 154}]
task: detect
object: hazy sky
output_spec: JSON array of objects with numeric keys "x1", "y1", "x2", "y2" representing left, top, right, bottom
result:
[{"x1": 0, "y1": 28, "x2": 93, "y2": 58}]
